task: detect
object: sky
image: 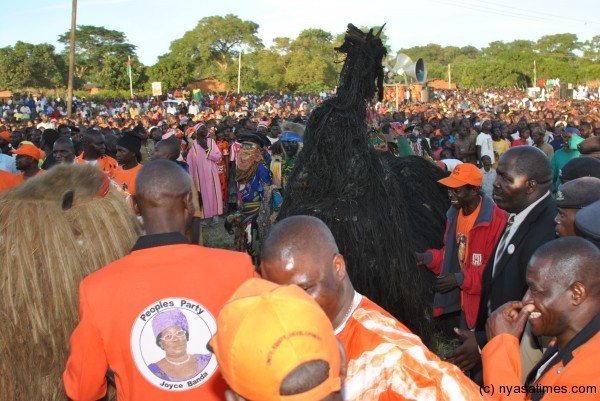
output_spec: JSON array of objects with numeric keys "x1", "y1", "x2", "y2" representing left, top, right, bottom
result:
[{"x1": 3, "y1": 0, "x2": 600, "y2": 65}]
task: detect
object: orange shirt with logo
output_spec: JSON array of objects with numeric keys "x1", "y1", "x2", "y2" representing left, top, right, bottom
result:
[
  {"x1": 456, "y1": 199, "x2": 482, "y2": 270},
  {"x1": 64, "y1": 238, "x2": 257, "y2": 401},
  {"x1": 113, "y1": 163, "x2": 143, "y2": 195}
]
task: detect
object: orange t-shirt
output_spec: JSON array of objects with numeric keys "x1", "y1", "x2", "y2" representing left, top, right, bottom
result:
[
  {"x1": 75, "y1": 153, "x2": 117, "y2": 178},
  {"x1": 456, "y1": 198, "x2": 482, "y2": 270},
  {"x1": 113, "y1": 163, "x2": 143, "y2": 196},
  {"x1": 0, "y1": 170, "x2": 22, "y2": 191}
]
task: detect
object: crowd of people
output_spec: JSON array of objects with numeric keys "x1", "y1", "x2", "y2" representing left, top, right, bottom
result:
[{"x1": 2, "y1": 82, "x2": 600, "y2": 401}]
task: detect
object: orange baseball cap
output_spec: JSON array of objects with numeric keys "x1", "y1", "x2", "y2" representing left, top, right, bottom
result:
[
  {"x1": 0, "y1": 131, "x2": 9, "y2": 142},
  {"x1": 11, "y1": 143, "x2": 42, "y2": 161},
  {"x1": 438, "y1": 162, "x2": 482, "y2": 188},
  {"x1": 210, "y1": 278, "x2": 342, "y2": 401}
]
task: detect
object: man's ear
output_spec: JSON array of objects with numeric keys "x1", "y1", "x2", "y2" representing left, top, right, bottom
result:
[
  {"x1": 131, "y1": 195, "x2": 141, "y2": 217},
  {"x1": 570, "y1": 281, "x2": 587, "y2": 306},
  {"x1": 526, "y1": 178, "x2": 538, "y2": 194},
  {"x1": 185, "y1": 191, "x2": 194, "y2": 217},
  {"x1": 333, "y1": 254, "x2": 346, "y2": 281}
]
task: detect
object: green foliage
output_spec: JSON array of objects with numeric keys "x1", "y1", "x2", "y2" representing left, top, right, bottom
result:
[
  {"x1": 0, "y1": 42, "x2": 66, "y2": 90},
  {"x1": 95, "y1": 55, "x2": 146, "y2": 91},
  {"x1": 57, "y1": 25, "x2": 137, "y2": 87},
  {"x1": 284, "y1": 29, "x2": 338, "y2": 92},
  {"x1": 147, "y1": 56, "x2": 192, "y2": 90},
  {"x1": 3, "y1": 22, "x2": 600, "y2": 93},
  {"x1": 166, "y1": 14, "x2": 263, "y2": 81}
]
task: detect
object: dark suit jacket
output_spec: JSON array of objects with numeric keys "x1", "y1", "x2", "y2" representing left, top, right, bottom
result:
[{"x1": 475, "y1": 194, "x2": 557, "y2": 347}]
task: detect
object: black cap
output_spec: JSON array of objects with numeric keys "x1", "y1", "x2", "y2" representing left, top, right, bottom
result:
[
  {"x1": 575, "y1": 200, "x2": 600, "y2": 249},
  {"x1": 556, "y1": 177, "x2": 600, "y2": 209},
  {"x1": 117, "y1": 133, "x2": 142, "y2": 162},
  {"x1": 559, "y1": 157, "x2": 600, "y2": 183},
  {"x1": 238, "y1": 134, "x2": 266, "y2": 148}
]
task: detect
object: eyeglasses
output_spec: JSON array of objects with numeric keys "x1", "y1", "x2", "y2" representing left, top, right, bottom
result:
[{"x1": 161, "y1": 330, "x2": 186, "y2": 341}]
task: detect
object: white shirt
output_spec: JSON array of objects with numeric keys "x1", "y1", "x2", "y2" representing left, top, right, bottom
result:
[
  {"x1": 476, "y1": 132, "x2": 495, "y2": 164},
  {"x1": 481, "y1": 167, "x2": 496, "y2": 199},
  {"x1": 441, "y1": 159, "x2": 463, "y2": 172},
  {"x1": 188, "y1": 104, "x2": 200, "y2": 115}
]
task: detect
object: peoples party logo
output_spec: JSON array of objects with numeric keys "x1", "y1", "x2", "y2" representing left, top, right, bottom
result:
[{"x1": 131, "y1": 298, "x2": 218, "y2": 391}]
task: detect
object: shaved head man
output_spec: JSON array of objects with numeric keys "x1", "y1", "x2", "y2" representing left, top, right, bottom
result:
[
  {"x1": 52, "y1": 137, "x2": 75, "y2": 165},
  {"x1": 64, "y1": 160, "x2": 256, "y2": 401},
  {"x1": 483, "y1": 237, "x2": 600, "y2": 397},
  {"x1": 261, "y1": 216, "x2": 483, "y2": 401},
  {"x1": 261, "y1": 216, "x2": 353, "y2": 327},
  {"x1": 133, "y1": 160, "x2": 193, "y2": 233}
]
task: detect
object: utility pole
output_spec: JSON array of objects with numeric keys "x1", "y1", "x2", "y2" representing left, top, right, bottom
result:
[
  {"x1": 237, "y1": 51, "x2": 242, "y2": 94},
  {"x1": 128, "y1": 55, "x2": 133, "y2": 98},
  {"x1": 66, "y1": 0, "x2": 77, "y2": 118}
]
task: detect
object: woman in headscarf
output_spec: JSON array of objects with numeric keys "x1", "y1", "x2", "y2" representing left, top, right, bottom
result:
[{"x1": 148, "y1": 310, "x2": 211, "y2": 381}]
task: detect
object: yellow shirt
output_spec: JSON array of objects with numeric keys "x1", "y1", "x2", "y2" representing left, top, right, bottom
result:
[{"x1": 492, "y1": 139, "x2": 510, "y2": 168}]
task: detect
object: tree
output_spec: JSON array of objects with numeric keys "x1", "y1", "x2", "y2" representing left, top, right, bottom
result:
[
  {"x1": 582, "y1": 35, "x2": 600, "y2": 62},
  {"x1": 0, "y1": 42, "x2": 66, "y2": 90},
  {"x1": 536, "y1": 33, "x2": 580, "y2": 61},
  {"x1": 95, "y1": 54, "x2": 146, "y2": 91},
  {"x1": 284, "y1": 29, "x2": 338, "y2": 92},
  {"x1": 57, "y1": 25, "x2": 137, "y2": 85},
  {"x1": 167, "y1": 14, "x2": 263, "y2": 80},
  {"x1": 147, "y1": 56, "x2": 192, "y2": 90}
]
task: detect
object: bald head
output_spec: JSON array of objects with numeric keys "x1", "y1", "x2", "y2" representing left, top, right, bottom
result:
[
  {"x1": 262, "y1": 216, "x2": 339, "y2": 263},
  {"x1": 578, "y1": 136, "x2": 600, "y2": 159},
  {"x1": 136, "y1": 160, "x2": 191, "y2": 206},
  {"x1": 154, "y1": 137, "x2": 181, "y2": 161},
  {"x1": 529, "y1": 237, "x2": 600, "y2": 296},
  {"x1": 503, "y1": 146, "x2": 551, "y2": 187}
]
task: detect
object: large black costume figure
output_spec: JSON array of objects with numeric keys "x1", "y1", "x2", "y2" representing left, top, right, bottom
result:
[{"x1": 278, "y1": 25, "x2": 448, "y2": 345}]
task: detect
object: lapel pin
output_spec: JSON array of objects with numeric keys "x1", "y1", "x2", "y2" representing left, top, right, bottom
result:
[{"x1": 507, "y1": 244, "x2": 515, "y2": 255}]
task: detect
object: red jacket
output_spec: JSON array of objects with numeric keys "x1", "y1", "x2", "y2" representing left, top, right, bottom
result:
[{"x1": 425, "y1": 195, "x2": 507, "y2": 328}]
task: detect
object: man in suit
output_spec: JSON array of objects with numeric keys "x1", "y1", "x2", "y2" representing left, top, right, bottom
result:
[{"x1": 447, "y1": 146, "x2": 557, "y2": 382}]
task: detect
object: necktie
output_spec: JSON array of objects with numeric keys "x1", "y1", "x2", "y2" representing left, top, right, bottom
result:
[{"x1": 493, "y1": 214, "x2": 515, "y2": 277}]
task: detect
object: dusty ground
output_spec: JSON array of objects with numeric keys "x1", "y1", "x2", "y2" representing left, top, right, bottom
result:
[{"x1": 200, "y1": 219, "x2": 236, "y2": 250}]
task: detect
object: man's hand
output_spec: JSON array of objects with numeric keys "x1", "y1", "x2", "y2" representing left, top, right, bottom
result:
[
  {"x1": 486, "y1": 301, "x2": 533, "y2": 341},
  {"x1": 432, "y1": 274, "x2": 458, "y2": 293},
  {"x1": 446, "y1": 328, "x2": 481, "y2": 371},
  {"x1": 415, "y1": 252, "x2": 426, "y2": 265}
]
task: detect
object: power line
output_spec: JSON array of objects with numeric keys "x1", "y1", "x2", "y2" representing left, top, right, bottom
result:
[
  {"x1": 429, "y1": 0, "x2": 554, "y2": 23},
  {"x1": 430, "y1": 0, "x2": 600, "y2": 26},
  {"x1": 473, "y1": 0, "x2": 600, "y2": 26}
]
